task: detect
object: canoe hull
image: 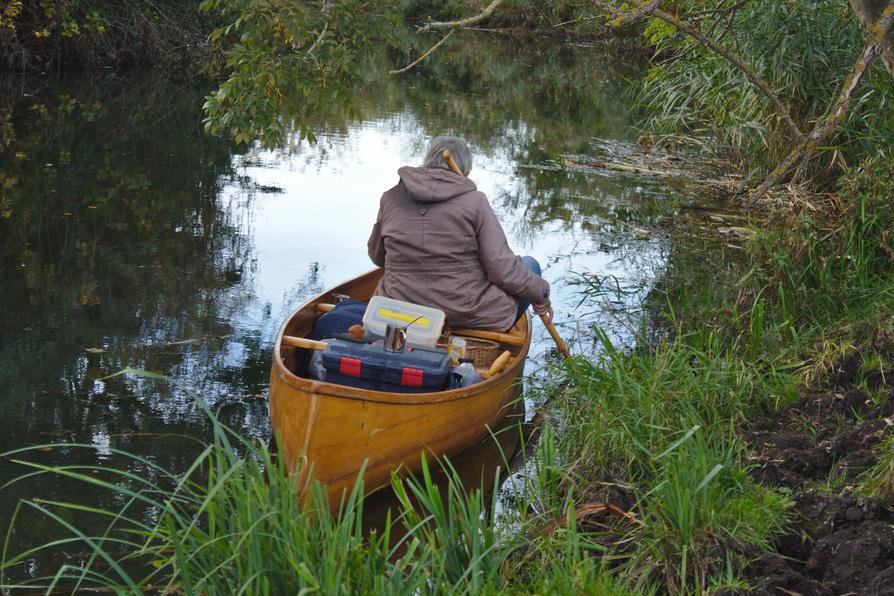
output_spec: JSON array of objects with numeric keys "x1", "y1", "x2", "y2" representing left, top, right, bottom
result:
[{"x1": 269, "y1": 269, "x2": 530, "y2": 506}]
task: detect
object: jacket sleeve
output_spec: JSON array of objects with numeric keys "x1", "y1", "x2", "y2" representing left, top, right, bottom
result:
[
  {"x1": 475, "y1": 197, "x2": 550, "y2": 303},
  {"x1": 367, "y1": 198, "x2": 386, "y2": 267}
]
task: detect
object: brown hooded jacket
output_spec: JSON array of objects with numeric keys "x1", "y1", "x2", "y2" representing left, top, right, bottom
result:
[{"x1": 367, "y1": 166, "x2": 549, "y2": 331}]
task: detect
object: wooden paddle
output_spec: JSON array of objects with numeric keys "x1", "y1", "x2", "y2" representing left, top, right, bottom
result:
[
  {"x1": 443, "y1": 149, "x2": 464, "y2": 176},
  {"x1": 539, "y1": 312, "x2": 570, "y2": 359}
]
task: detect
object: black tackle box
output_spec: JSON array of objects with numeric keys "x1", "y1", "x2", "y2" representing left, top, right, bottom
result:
[{"x1": 321, "y1": 339, "x2": 451, "y2": 393}]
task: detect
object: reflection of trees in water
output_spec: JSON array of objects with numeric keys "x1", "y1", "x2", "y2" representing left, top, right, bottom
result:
[
  {"x1": 642, "y1": 229, "x2": 747, "y2": 343},
  {"x1": 495, "y1": 163, "x2": 676, "y2": 240},
  {"x1": 0, "y1": 72, "x2": 288, "y2": 559},
  {"x1": 249, "y1": 35, "x2": 690, "y2": 357},
  {"x1": 0, "y1": 74, "x2": 244, "y2": 332},
  {"x1": 279, "y1": 260, "x2": 324, "y2": 310},
  {"x1": 262, "y1": 34, "x2": 636, "y2": 207},
  {"x1": 0, "y1": 73, "x2": 269, "y2": 479}
]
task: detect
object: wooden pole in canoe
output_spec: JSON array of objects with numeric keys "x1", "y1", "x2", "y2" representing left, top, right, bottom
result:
[
  {"x1": 282, "y1": 336, "x2": 329, "y2": 351},
  {"x1": 443, "y1": 149, "x2": 464, "y2": 176},
  {"x1": 539, "y1": 313, "x2": 570, "y2": 359}
]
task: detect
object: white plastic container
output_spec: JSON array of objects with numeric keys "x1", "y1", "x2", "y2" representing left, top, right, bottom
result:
[{"x1": 363, "y1": 296, "x2": 446, "y2": 349}]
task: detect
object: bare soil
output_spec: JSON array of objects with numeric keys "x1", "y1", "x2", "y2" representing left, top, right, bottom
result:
[{"x1": 737, "y1": 360, "x2": 894, "y2": 595}]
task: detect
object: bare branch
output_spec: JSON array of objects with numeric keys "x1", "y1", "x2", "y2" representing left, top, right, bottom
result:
[
  {"x1": 747, "y1": 3, "x2": 894, "y2": 205},
  {"x1": 419, "y1": 0, "x2": 505, "y2": 32},
  {"x1": 389, "y1": 28, "x2": 456, "y2": 75},
  {"x1": 590, "y1": 0, "x2": 806, "y2": 143},
  {"x1": 849, "y1": 0, "x2": 894, "y2": 76},
  {"x1": 306, "y1": 21, "x2": 329, "y2": 56},
  {"x1": 391, "y1": 0, "x2": 504, "y2": 73}
]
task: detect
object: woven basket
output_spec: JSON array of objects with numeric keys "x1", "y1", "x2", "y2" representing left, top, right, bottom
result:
[{"x1": 438, "y1": 337, "x2": 501, "y2": 369}]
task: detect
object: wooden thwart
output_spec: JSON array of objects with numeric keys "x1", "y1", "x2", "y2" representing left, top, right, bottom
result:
[{"x1": 281, "y1": 336, "x2": 329, "y2": 351}]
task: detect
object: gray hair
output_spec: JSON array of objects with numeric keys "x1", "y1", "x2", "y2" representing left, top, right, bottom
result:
[{"x1": 422, "y1": 135, "x2": 473, "y2": 175}]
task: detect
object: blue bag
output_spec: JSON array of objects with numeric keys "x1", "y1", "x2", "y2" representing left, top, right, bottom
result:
[{"x1": 310, "y1": 299, "x2": 368, "y2": 340}]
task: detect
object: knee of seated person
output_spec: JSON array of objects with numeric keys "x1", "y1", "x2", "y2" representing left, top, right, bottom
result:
[{"x1": 521, "y1": 255, "x2": 541, "y2": 277}]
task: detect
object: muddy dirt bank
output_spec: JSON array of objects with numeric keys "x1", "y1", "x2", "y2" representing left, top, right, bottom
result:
[{"x1": 739, "y1": 375, "x2": 894, "y2": 594}]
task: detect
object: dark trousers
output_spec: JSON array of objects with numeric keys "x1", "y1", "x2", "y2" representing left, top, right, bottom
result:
[{"x1": 514, "y1": 255, "x2": 542, "y2": 321}]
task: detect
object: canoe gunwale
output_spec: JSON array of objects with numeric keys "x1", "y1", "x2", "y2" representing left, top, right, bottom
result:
[{"x1": 271, "y1": 269, "x2": 532, "y2": 406}]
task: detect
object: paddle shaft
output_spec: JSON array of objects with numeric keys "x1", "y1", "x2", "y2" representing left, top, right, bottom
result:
[
  {"x1": 539, "y1": 313, "x2": 570, "y2": 359},
  {"x1": 442, "y1": 149, "x2": 464, "y2": 176}
]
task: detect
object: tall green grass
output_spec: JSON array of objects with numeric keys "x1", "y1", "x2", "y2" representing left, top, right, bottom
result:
[
  {"x1": 1, "y1": 356, "x2": 785, "y2": 594},
  {"x1": 548, "y1": 322, "x2": 793, "y2": 592},
  {"x1": 1, "y1": 370, "x2": 634, "y2": 594},
  {"x1": 741, "y1": 157, "x2": 894, "y2": 374},
  {"x1": 1, "y1": 372, "x2": 428, "y2": 594}
]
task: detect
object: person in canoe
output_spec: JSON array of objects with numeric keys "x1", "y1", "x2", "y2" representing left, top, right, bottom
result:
[{"x1": 367, "y1": 135, "x2": 553, "y2": 332}]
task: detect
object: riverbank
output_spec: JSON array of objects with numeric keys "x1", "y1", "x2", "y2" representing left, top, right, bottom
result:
[{"x1": 533, "y1": 155, "x2": 894, "y2": 592}]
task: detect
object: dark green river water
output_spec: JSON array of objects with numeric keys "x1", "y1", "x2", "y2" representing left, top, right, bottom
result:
[{"x1": 0, "y1": 37, "x2": 731, "y2": 573}]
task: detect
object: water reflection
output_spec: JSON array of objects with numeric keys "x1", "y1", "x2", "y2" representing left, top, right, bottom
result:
[{"x1": 1, "y1": 37, "x2": 688, "y2": 562}]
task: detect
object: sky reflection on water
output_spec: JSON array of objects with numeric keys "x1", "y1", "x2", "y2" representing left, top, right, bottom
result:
[{"x1": 233, "y1": 114, "x2": 668, "y2": 370}]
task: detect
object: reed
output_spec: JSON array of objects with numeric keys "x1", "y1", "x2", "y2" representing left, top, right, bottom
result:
[
  {"x1": 636, "y1": 0, "x2": 894, "y2": 180},
  {"x1": 0, "y1": 371, "x2": 429, "y2": 594},
  {"x1": 1, "y1": 370, "x2": 624, "y2": 594}
]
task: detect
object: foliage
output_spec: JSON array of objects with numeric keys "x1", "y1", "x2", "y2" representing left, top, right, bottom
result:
[
  {"x1": 199, "y1": 0, "x2": 397, "y2": 146},
  {"x1": 747, "y1": 156, "x2": 894, "y2": 319},
  {"x1": 0, "y1": 0, "x2": 220, "y2": 71},
  {"x1": 635, "y1": 0, "x2": 894, "y2": 183},
  {"x1": 551, "y1": 323, "x2": 793, "y2": 590},
  {"x1": 860, "y1": 436, "x2": 894, "y2": 501}
]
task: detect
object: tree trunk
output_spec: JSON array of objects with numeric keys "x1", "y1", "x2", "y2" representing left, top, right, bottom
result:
[{"x1": 849, "y1": 0, "x2": 894, "y2": 76}]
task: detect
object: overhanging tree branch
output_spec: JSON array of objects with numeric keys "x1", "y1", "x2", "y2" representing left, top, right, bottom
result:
[
  {"x1": 594, "y1": 0, "x2": 661, "y2": 26},
  {"x1": 388, "y1": 0, "x2": 503, "y2": 74},
  {"x1": 849, "y1": 0, "x2": 894, "y2": 76},
  {"x1": 419, "y1": 0, "x2": 505, "y2": 33},
  {"x1": 389, "y1": 27, "x2": 456, "y2": 74},
  {"x1": 590, "y1": 0, "x2": 805, "y2": 143},
  {"x1": 391, "y1": 0, "x2": 505, "y2": 74},
  {"x1": 747, "y1": 2, "x2": 894, "y2": 205}
]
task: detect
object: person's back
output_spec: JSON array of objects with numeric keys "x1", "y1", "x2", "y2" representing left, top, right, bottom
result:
[{"x1": 367, "y1": 136, "x2": 550, "y2": 331}]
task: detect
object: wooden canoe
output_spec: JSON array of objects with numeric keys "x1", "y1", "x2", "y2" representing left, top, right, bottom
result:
[{"x1": 269, "y1": 268, "x2": 531, "y2": 507}]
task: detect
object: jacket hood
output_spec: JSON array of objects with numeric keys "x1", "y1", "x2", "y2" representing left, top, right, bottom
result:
[{"x1": 398, "y1": 166, "x2": 477, "y2": 203}]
